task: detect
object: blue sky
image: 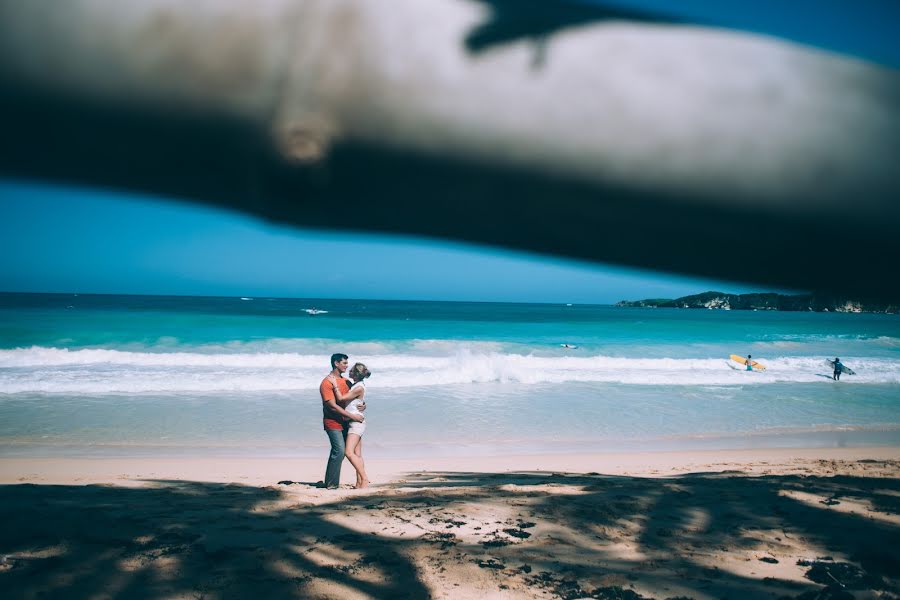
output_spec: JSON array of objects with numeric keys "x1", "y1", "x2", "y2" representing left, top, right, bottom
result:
[
  {"x1": 597, "y1": 0, "x2": 900, "y2": 67},
  {"x1": 1, "y1": 1, "x2": 897, "y2": 303},
  {"x1": 0, "y1": 180, "x2": 764, "y2": 303}
]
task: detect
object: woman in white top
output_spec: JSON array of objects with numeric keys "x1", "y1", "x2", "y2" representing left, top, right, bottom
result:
[{"x1": 328, "y1": 362, "x2": 371, "y2": 488}]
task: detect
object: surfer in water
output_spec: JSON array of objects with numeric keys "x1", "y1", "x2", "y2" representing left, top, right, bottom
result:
[
  {"x1": 744, "y1": 354, "x2": 754, "y2": 371},
  {"x1": 833, "y1": 357, "x2": 844, "y2": 381}
]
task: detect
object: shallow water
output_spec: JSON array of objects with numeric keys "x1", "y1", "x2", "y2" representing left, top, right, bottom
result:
[{"x1": 1, "y1": 293, "x2": 898, "y2": 457}]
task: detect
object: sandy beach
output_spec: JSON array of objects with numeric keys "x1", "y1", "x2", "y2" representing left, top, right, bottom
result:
[{"x1": 2, "y1": 447, "x2": 899, "y2": 599}]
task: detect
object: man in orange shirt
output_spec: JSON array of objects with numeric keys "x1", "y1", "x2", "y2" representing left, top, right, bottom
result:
[{"x1": 320, "y1": 353, "x2": 365, "y2": 489}]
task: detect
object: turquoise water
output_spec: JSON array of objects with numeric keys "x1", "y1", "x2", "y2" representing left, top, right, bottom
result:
[{"x1": 1, "y1": 292, "x2": 899, "y2": 457}]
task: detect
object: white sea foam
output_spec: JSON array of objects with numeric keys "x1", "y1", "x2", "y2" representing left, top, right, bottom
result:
[
  {"x1": 874, "y1": 336, "x2": 900, "y2": 348},
  {"x1": 1, "y1": 346, "x2": 899, "y2": 394}
]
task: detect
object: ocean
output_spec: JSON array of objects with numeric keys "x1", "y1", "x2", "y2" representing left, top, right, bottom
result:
[{"x1": 1, "y1": 292, "x2": 899, "y2": 458}]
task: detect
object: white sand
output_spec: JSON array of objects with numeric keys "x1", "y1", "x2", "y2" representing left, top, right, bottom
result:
[{"x1": 2, "y1": 447, "x2": 899, "y2": 599}]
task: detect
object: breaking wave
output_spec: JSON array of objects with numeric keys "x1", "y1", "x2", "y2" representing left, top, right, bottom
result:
[{"x1": 2, "y1": 346, "x2": 898, "y2": 394}]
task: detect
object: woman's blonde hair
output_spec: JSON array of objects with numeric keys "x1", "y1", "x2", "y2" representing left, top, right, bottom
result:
[{"x1": 349, "y1": 362, "x2": 371, "y2": 380}]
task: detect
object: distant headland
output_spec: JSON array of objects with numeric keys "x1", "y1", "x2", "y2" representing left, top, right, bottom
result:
[{"x1": 616, "y1": 291, "x2": 898, "y2": 313}]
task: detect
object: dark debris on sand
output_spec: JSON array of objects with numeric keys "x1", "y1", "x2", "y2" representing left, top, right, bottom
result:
[
  {"x1": 798, "y1": 559, "x2": 893, "y2": 591},
  {"x1": 524, "y1": 570, "x2": 666, "y2": 600},
  {"x1": 778, "y1": 585, "x2": 855, "y2": 600},
  {"x1": 475, "y1": 558, "x2": 506, "y2": 570}
]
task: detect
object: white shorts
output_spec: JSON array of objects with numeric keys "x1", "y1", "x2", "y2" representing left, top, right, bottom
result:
[{"x1": 347, "y1": 421, "x2": 366, "y2": 437}]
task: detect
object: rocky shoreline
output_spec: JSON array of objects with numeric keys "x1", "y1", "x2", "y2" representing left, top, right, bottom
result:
[{"x1": 616, "y1": 291, "x2": 898, "y2": 313}]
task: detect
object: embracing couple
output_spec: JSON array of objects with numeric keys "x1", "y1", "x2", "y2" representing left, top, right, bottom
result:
[{"x1": 319, "y1": 353, "x2": 371, "y2": 489}]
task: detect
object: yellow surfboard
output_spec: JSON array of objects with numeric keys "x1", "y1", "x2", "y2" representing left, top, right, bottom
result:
[{"x1": 730, "y1": 354, "x2": 766, "y2": 371}]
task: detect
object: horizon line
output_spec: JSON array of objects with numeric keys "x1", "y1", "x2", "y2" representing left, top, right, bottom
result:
[{"x1": 0, "y1": 288, "x2": 806, "y2": 305}]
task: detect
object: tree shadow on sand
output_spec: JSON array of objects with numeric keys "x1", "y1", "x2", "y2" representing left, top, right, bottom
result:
[
  {"x1": 2, "y1": 463, "x2": 899, "y2": 599},
  {"x1": 0, "y1": 481, "x2": 429, "y2": 599}
]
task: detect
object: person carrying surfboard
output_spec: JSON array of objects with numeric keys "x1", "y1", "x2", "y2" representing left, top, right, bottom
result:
[
  {"x1": 833, "y1": 357, "x2": 844, "y2": 381},
  {"x1": 744, "y1": 354, "x2": 754, "y2": 371}
]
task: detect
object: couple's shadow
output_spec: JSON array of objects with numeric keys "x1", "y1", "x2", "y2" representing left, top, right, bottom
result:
[
  {"x1": 278, "y1": 479, "x2": 372, "y2": 490},
  {"x1": 277, "y1": 479, "x2": 324, "y2": 487}
]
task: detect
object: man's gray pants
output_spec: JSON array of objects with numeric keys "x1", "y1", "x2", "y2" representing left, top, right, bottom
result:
[{"x1": 324, "y1": 428, "x2": 347, "y2": 488}]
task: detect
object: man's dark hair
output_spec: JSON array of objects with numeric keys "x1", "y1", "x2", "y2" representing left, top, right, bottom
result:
[{"x1": 330, "y1": 353, "x2": 348, "y2": 369}]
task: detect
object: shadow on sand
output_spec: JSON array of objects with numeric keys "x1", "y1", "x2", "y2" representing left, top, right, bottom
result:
[{"x1": 2, "y1": 466, "x2": 898, "y2": 599}]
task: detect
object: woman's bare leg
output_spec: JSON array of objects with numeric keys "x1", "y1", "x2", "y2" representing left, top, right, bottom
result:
[
  {"x1": 344, "y1": 433, "x2": 369, "y2": 488},
  {"x1": 353, "y1": 438, "x2": 363, "y2": 487},
  {"x1": 354, "y1": 438, "x2": 365, "y2": 487}
]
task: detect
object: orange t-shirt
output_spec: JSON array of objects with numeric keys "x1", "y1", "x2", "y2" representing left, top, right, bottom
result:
[{"x1": 320, "y1": 375, "x2": 350, "y2": 430}]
